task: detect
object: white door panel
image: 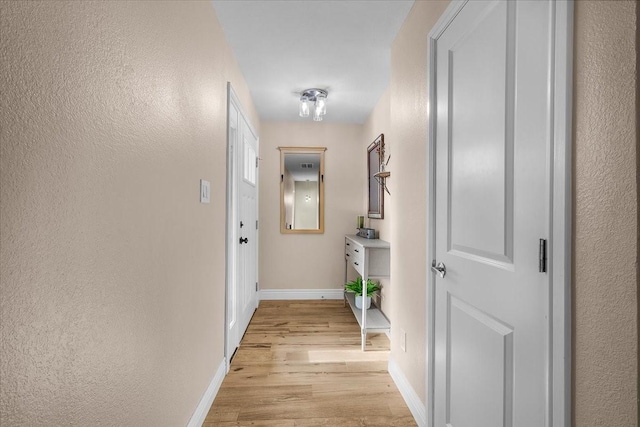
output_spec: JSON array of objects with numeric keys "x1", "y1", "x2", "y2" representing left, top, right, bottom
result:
[
  {"x1": 237, "y1": 118, "x2": 258, "y2": 350},
  {"x1": 446, "y1": 0, "x2": 514, "y2": 266},
  {"x1": 433, "y1": 1, "x2": 553, "y2": 426},
  {"x1": 448, "y1": 296, "x2": 514, "y2": 427}
]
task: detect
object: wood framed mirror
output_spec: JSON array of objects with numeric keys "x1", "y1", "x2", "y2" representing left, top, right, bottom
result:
[
  {"x1": 279, "y1": 147, "x2": 326, "y2": 234},
  {"x1": 368, "y1": 134, "x2": 384, "y2": 219}
]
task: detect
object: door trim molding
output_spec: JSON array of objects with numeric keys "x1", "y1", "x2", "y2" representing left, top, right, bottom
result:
[
  {"x1": 224, "y1": 83, "x2": 238, "y2": 374},
  {"x1": 550, "y1": 2, "x2": 574, "y2": 425},
  {"x1": 225, "y1": 83, "x2": 260, "y2": 373},
  {"x1": 424, "y1": 1, "x2": 573, "y2": 426}
]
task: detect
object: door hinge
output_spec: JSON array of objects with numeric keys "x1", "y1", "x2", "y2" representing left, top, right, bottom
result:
[
  {"x1": 281, "y1": 174, "x2": 284, "y2": 182},
  {"x1": 256, "y1": 220, "x2": 259, "y2": 230},
  {"x1": 256, "y1": 157, "x2": 259, "y2": 168},
  {"x1": 538, "y1": 239, "x2": 547, "y2": 273},
  {"x1": 256, "y1": 282, "x2": 259, "y2": 291}
]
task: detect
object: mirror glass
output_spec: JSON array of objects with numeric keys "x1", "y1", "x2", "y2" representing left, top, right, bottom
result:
[
  {"x1": 368, "y1": 134, "x2": 384, "y2": 219},
  {"x1": 279, "y1": 147, "x2": 326, "y2": 234}
]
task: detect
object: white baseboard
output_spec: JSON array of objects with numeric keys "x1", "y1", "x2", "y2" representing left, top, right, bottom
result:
[
  {"x1": 388, "y1": 357, "x2": 427, "y2": 427},
  {"x1": 186, "y1": 358, "x2": 226, "y2": 427},
  {"x1": 259, "y1": 288, "x2": 344, "y2": 300}
]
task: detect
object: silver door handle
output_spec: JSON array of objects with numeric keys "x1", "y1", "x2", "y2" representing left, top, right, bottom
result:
[{"x1": 431, "y1": 260, "x2": 446, "y2": 278}]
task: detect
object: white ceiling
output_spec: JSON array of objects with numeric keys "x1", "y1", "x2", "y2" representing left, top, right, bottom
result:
[{"x1": 211, "y1": 1, "x2": 415, "y2": 124}]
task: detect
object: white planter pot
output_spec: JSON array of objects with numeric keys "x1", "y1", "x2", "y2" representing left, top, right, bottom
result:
[{"x1": 355, "y1": 295, "x2": 372, "y2": 310}]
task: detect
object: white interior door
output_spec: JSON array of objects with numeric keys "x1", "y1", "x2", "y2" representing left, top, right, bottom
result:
[
  {"x1": 236, "y1": 115, "x2": 258, "y2": 343},
  {"x1": 226, "y1": 87, "x2": 259, "y2": 365},
  {"x1": 431, "y1": 1, "x2": 555, "y2": 425}
]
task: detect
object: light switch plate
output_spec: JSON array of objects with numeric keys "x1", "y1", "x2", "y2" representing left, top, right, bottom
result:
[{"x1": 200, "y1": 179, "x2": 210, "y2": 203}]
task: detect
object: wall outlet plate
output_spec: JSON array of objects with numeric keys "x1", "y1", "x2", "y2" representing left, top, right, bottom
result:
[{"x1": 200, "y1": 179, "x2": 210, "y2": 203}]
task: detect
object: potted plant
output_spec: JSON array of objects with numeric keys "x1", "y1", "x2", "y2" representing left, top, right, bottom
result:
[{"x1": 345, "y1": 277, "x2": 380, "y2": 310}]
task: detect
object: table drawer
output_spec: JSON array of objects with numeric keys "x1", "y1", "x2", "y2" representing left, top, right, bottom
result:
[
  {"x1": 345, "y1": 238, "x2": 364, "y2": 274},
  {"x1": 349, "y1": 257, "x2": 364, "y2": 275},
  {"x1": 345, "y1": 240, "x2": 364, "y2": 260},
  {"x1": 345, "y1": 239, "x2": 354, "y2": 254}
]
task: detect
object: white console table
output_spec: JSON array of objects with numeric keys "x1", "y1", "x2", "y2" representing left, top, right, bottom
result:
[{"x1": 344, "y1": 235, "x2": 390, "y2": 351}]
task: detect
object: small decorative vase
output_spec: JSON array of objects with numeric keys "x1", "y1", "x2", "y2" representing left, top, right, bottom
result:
[{"x1": 355, "y1": 295, "x2": 372, "y2": 310}]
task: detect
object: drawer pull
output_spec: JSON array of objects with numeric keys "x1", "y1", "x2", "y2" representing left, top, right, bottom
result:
[
  {"x1": 354, "y1": 262, "x2": 359, "y2": 266},
  {"x1": 346, "y1": 243, "x2": 350, "y2": 246},
  {"x1": 354, "y1": 249, "x2": 359, "y2": 253},
  {"x1": 346, "y1": 253, "x2": 350, "y2": 257}
]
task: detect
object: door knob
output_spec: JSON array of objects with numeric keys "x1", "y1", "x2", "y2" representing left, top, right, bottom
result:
[
  {"x1": 431, "y1": 260, "x2": 446, "y2": 278},
  {"x1": 239, "y1": 237, "x2": 248, "y2": 244}
]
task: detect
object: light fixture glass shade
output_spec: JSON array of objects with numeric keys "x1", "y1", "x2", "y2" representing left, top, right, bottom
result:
[
  {"x1": 299, "y1": 97, "x2": 310, "y2": 117},
  {"x1": 300, "y1": 89, "x2": 327, "y2": 121},
  {"x1": 313, "y1": 107, "x2": 322, "y2": 121},
  {"x1": 315, "y1": 94, "x2": 327, "y2": 116}
]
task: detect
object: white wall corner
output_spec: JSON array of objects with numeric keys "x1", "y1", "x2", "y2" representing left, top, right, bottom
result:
[
  {"x1": 388, "y1": 357, "x2": 427, "y2": 427},
  {"x1": 186, "y1": 358, "x2": 226, "y2": 427},
  {"x1": 259, "y1": 289, "x2": 344, "y2": 300}
]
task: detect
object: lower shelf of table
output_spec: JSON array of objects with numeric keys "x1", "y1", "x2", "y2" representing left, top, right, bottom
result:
[{"x1": 345, "y1": 292, "x2": 390, "y2": 333}]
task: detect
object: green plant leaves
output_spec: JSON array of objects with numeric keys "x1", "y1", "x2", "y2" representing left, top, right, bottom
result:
[{"x1": 344, "y1": 277, "x2": 380, "y2": 296}]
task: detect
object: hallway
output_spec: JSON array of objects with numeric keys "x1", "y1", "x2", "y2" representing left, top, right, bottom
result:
[
  {"x1": 1, "y1": 1, "x2": 637, "y2": 425},
  {"x1": 205, "y1": 301, "x2": 416, "y2": 426}
]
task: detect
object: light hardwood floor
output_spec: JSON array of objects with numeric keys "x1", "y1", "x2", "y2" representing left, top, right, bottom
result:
[{"x1": 204, "y1": 300, "x2": 417, "y2": 426}]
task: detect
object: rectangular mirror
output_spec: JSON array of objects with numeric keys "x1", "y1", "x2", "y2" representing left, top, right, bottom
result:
[
  {"x1": 279, "y1": 147, "x2": 326, "y2": 234},
  {"x1": 368, "y1": 134, "x2": 384, "y2": 219}
]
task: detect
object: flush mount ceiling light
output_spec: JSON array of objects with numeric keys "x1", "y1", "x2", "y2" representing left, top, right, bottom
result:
[{"x1": 299, "y1": 89, "x2": 328, "y2": 122}]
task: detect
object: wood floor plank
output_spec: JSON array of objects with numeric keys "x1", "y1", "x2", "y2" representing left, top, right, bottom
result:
[{"x1": 204, "y1": 300, "x2": 416, "y2": 426}]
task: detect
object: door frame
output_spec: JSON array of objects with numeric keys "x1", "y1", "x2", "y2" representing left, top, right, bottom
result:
[
  {"x1": 225, "y1": 83, "x2": 260, "y2": 373},
  {"x1": 425, "y1": 1, "x2": 574, "y2": 426}
]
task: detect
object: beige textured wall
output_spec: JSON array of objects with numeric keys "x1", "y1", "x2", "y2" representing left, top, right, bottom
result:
[
  {"x1": 258, "y1": 122, "x2": 363, "y2": 290},
  {"x1": 387, "y1": 0, "x2": 450, "y2": 401},
  {"x1": 573, "y1": 1, "x2": 638, "y2": 424},
  {"x1": 0, "y1": 2, "x2": 258, "y2": 426},
  {"x1": 362, "y1": 88, "x2": 392, "y2": 315}
]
